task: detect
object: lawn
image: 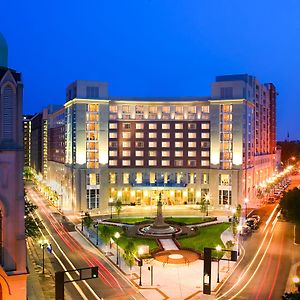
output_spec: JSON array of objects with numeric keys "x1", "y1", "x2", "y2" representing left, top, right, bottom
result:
[
  {"x1": 178, "y1": 223, "x2": 231, "y2": 254},
  {"x1": 107, "y1": 217, "x2": 154, "y2": 224},
  {"x1": 97, "y1": 224, "x2": 158, "y2": 252}
]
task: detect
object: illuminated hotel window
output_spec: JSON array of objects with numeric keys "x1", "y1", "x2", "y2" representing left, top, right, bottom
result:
[
  {"x1": 201, "y1": 151, "x2": 209, "y2": 157},
  {"x1": 222, "y1": 133, "x2": 232, "y2": 141},
  {"x1": 162, "y1": 151, "x2": 170, "y2": 157},
  {"x1": 163, "y1": 172, "x2": 169, "y2": 183},
  {"x1": 175, "y1": 160, "x2": 183, "y2": 166},
  {"x1": 188, "y1": 132, "x2": 196, "y2": 139},
  {"x1": 122, "y1": 150, "x2": 131, "y2": 156},
  {"x1": 188, "y1": 151, "x2": 196, "y2": 157},
  {"x1": 149, "y1": 160, "x2": 157, "y2": 166},
  {"x1": 188, "y1": 173, "x2": 196, "y2": 184},
  {"x1": 149, "y1": 150, "x2": 157, "y2": 157},
  {"x1": 175, "y1": 151, "x2": 183, "y2": 157},
  {"x1": 109, "y1": 160, "x2": 117, "y2": 166},
  {"x1": 150, "y1": 172, "x2": 156, "y2": 184},
  {"x1": 135, "y1": 150, "x2": 144, "y2": 156},
  {"x1": 123, "y1": 173, "x2": 130, "y2": 184},
  {"x1": 162, "y1": 141, "x2": 170, "y2": 148},
  {"x1": 122, "y1": 105, "x2": 130, "y2": 113},
  {"x1": 88, "y1": 173, "x2": 99, "y2": 185},
  {"x1": 219, "y1": 174, "x2": 231, "y2": 186},
  {"x1": 122, "y1": 123, "x2": 131, "y2": 129},
  {"x1": 223, "y1": 124, "x2": 232, "y2": 132},
  {"x1": 109, "y1": 150, "x2": 117, "y2": 157},
  {"x1": 188, "y1": 142, "x2": 196, "y2": 148},
  {"x1": 149, "y1": 132, "x2": 157, "y2": 139},
  {"x1": 201, "y1": 141, "x2": 210, "y2": 148},
  {"x1": 136, "y1": 132, "x2": 144, "y2": 138},
  {"x1": 122, "y1": 132, "x2": 131, "y2": 139},
  {"x1": 201, "y1": 123, "x2": 210, "y2": 130},
  {"x1": 176, "y1": 172, "x2": 183, "y2": 183},
  {"x1": 188, "y1": 123, "x2": 196, "y2": 129},
  {"x1": 162, "y1": 106, "x2": 171, "y2": 113},
  {"x1": 87, "y1": 132, "x2": 97, "y2": 140},
  {"x1": 175, "y1": 141, "x2": 183, "y2": 148},
  {"x1": 136, "y1": 172, "x2": 143, "y2": 184},
  {"x1": 110, "y1": 105, "x2": 117, "y2": 113},
  {"x1": 201, "y1": 160, "x2": 209, "y2": 167},
  {"x1": 162, "y1": 132, "x2": 170, "y2": 139},
  {"x1": 175, "y1": 123, "x2": 183, "y2": 130},
  {"x1": 149, "y1": 106, "x2": 157, "y2": 113},
  {"x1": 202, "y1": 106, "x2": 209, "y2": 113},
  {"x1": 136, "y1": 160, "x2": 144, "y2": 166},
  {"x1": 122, "y1": 160, "x2": 131, "y2": 166},
  {"x1": 222, "y1": 105, "x2": 232, "y2": 113},
  {"x1": 162, "y1": 123, "x2": 170, "y2": 130},
  {"x1": 109, "y1": 132, "x2": 117, "y2": 139},
  {"x1": 201, "y1": 173, "x2": 209, "y2": 184},
  {"x1": 188, "y1": 106, "x2": 196, "y2": 114},
  {"x1": 149, "y1": 141, "x2": 157, "y2": 147},
  {"x1": 149, "y1": 123, "x2": 157, "y2": 130},
  {"x1": 135, "y1": 105, "x2": 144, "y2": 114},
  {"x1": 109, "y1": 172, "x2": 117, "y2": 184},
  {"x1": 135, "y1": 141, "x2": 144, "y2": 148},
  {"x1": 86, "y1": 123, "x2": 99, "y2": 131},
  {"x1": 162, "y1": 160, "x2": 170, "y2": 166},
  {"x1": 87, "y1": 104, "x2": 99, "y2": 112},
  {"x1": 223, "y1": 114, "x2": 232, "y2": 122},
  {"x1": 201, "y1": 132, "x2": 209, "y2": 139},
  {"x1": 136, "y1": 123, "x2": 144, "y2": 130},
  {"x1": 175, "y1": 106, "x2": 183, "y2": 113},
  {"x1": 222, "y1": 162, "x2": 232, "y2": 169},
  {"x1": 87, "y1": 113, "x2": 99, "y2": 122},
  {"x1": 122, "y1": 141, "x2": 131, "y2": 148},
  {"x1": 175, "y1": 132, "x2": 183, "y2": 139},
  {"x1": 188, "y1": 160, "x2": 197, "y2": 167}
]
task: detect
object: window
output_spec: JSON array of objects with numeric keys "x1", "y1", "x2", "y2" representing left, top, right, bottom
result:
[
  {"x1": 109, "y1": 132, "x2": 117, "y2": 139},
  {"x1": 122, "y1": 150, "x2": 131, "y2": 156},
  {"x1": 201, "y1": 173, "x2": 209, "y2": 184},
  {"x1": 201, "y1": 141, "x2": 210, "y2": 148},
  {"x1": 202, "y1": 106, "x2": 209, "y2": 113},
  {"x1": 86, "y1": 86, "x2": 99, "y2": 99},
  {"x1": 176, "y1": 172, "x2": 183, "y2": 183},
  {"x1": 162, "y1": 132, "x2": 170, "y2": 139},
  {"x1": 135, "y1": 141, "x2": 144, "y2": 148},
  {"x1": 188, "y1": 123, "x2": 197, "y2": 129},
  {"x1": 149, "y1": 160, "x2": 157, "y2": 166},
  {"x1": 201, "y1": 132, "x2": 209, "y2": 139},
  {"x1": 136, "y1": 172, "x2": 143, "y2": 184},
  {"x1": 219, "y1": 190, "x2": 232, "y2": 205},
  {"x1": 135, "y1": 150, "x2": 144, "y2": 156},
  {"x1": 149, "y1": 123, "x2": 157, "y2": 130},
  {"x1": 149, "y1": 106, "x2": 157, "y2": 113},
  {"x1": 175, "y1": 123, "x2": 183, "y2": 130},
  {"x1": 122, "y1": 123, "x2": 131, "y2": 129},
  {"x1": 175, "y1": 106, "x2": 183, "y2": 113},
  {"x1": 188, "y1": 106, "x2": 196, "y2": 114},
  {"x1": 86, "y1": 189, "x2": 99, "y2": 209},
  {"x1": 149, "y1": 132, "x2": 157, "y2": 139},
  {"x1": 162, "y1": 160, "x2": 170, "y2": 166},
  {"x1": 109, "y1": 123, "x2": 118, "y2": 129},
  {"x1": 201, "y1": 151, "x2": 209, "y2": 157},
  {"x1": 122, "y1": 160, "x2": 130, "y2": 166},
  {"x1": 201, "y1": 123, "x2": 209, "y2": 130},
  {"x1": 175, "y1": 132, "x2": 183, "y2": 139},
  {"x1": 110, "y1": 105, "x2": 117, "y2": 113},
  {"x1": 109, "y1": 150, "x2": 117, "y2": 157},
  {"x1": 162, "y1": 106, "x2": 170, "y2": 113},
  {"x1": 150, "y1": 172, "x2": 156, "y2": 184},
  {"x1": 122, "y1": 141, "x2": 131, "y2": 148},
  {"x1": 188, "y1": 142, "x2": 196, "y2": 148},
  {"x1": 222, "y1": 124, "x2": 232, "y2": 132},
  {"x1": 109, "y1": 160, "x2": 117, "y2": 166},
  {"x1": 188, "y1": 160, "x2": 197, "y2": 167},
  {"x1": 222, "y1": 104, "x2": 232, "y2": 113},
  {"x1": 175, "y1": 151, "x2": 183, "y2": 157},
  {"x1": 135, "y1": 105, "x2": 144, "y2": 114},
  {"x1": 149, "y1": 141, "x2": 157, "y2": 147},
  {"x1": 123, "y1": 173, "x2": 130, "y2": 184},
  {"x1": 188, "y1": 132, "x2": 196, "y2": 139},
  {"x1": 162, "y1": 123, "x2": 170, "y2": 129},
  {"x1": 122, "y1": 132, "x2": 131, "y2": 139},
  {"x1": 175, "y1": 142, "x2": 183, "y2": 148},
  {"x1": 220, "y1": 87, "x2": 233, "y2": 99},
  {"x1": 136, "y1": 123, "x2": 144, "y2": 129},
  {"x1": 188, "y1": 151, "x2": 196, "y2": 157},
  {"x1": 122, "y1": 105, "x2": 130, "y2": 113},
  {"x1": 223, "y1": 114, "x2": 232, "y2": 122},
  {"x1": 162, "y1": 141, "x2": 170, "y2": 148},
  {"x1": 136, "y1": 160, "x2": 144, "y2": 166},
  {"x1": 175, "y1": 160, "x2": 183, "y2": 167},
  {"x1": 149, "y1": 150, "x2": 157, "y2": 157},
  {"x1": 219, "y1": 174, "x2": 231, "y2": 186},
  {"x1": 109, "y1": 172, "x2": 117, "y2": 184},
  {"x1": 201, "y1": 160, "x2": 209, "y2": 166},
  {"x1": 189, "y1": 173, "x2": 196, "y2": 184},
  {"x1": 162, "y1": 151, "x2": 170, "y2": 157},
  {"x1": 136, "y1": 132, "x2": 144, "y2": 139},
  {"x1": 88, "y1": 173, "x2": 99, "y2": 186}
]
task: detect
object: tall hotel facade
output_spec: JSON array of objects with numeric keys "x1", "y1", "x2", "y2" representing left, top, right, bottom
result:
[{"x1": 37, "y1": 75, "x2": 277, "y2": 213}]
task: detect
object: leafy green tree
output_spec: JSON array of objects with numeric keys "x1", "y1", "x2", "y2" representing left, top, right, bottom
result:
[
  {"x1": 24, "y1": 197, "x2": 41, "y2": 239},
  {"x1": 114, "y1": 199, "x2": 122, "y2": 219},
  {"x1": 280, "y1": 187, "x2": 300, "y2": 223},
  {"x1": 123, "y1": 240, "x2": 136, "y2": 270},
  {"x1": 98, "y1": 225, "x2": 113, "y2": 250},
  {"x1": 83, "y1": 214, "x2": 94, "y2": 237}
]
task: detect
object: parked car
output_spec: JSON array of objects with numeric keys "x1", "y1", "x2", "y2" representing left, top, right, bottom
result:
[
  {"x1": 251, "y1": 214, "x2": 261, "y2": 223},
  {"x1": 240, "y1": 224, "x2": 251, "y2": 236},
  {"x1": 246, "y1": 217, "x2": 258, "y2": 229}
]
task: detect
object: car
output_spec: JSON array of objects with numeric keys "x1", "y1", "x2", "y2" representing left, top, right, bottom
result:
[
  {"x1": 240, "y1": 224, "x2": 251, "y2": 236},
  {"x1": 246, "y1": 218, "x2": 258, "y2": 229},
  {"x1": 251, "y1": 214, "x2": 261, "y2": 223}
]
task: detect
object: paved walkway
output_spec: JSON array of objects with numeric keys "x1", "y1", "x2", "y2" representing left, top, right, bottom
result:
[{"x1": 159, "y1": 239, "x2": 178, "y2": 250}]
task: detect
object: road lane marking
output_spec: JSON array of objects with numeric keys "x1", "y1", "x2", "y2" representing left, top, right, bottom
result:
[{"x1": 263, "y1": 204, "x2": 279, "y2": 233}]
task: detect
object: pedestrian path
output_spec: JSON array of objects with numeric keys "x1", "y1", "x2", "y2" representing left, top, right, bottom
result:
[{"x1": 159, "y1": 239, "x2": 178, "y2": 250}]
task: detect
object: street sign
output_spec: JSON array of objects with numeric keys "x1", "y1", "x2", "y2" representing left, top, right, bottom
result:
[{"x1": 47, "y1": 243, "x2": 52, "y2": 254}]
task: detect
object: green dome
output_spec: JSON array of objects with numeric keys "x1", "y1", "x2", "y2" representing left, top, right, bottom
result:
[{"x1": 0, "y1": 33, "x2": 8, "y2": 68}]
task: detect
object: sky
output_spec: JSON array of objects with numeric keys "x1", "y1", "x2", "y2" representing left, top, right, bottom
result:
[{"x1": 1, "y1": 0, "x2": 300, "y2": 140}]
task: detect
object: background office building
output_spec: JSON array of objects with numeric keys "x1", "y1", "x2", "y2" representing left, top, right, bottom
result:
[{"x1": 30, "y1": 75, "x2": 277, "y2": 213}]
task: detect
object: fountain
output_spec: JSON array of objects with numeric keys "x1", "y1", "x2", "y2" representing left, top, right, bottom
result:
[{"x1": 139, "y1": 193, "x2": 181, "y2": 237}]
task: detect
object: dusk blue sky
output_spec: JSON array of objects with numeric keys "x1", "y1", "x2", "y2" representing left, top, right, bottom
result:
[{"x1": 1, "y1": 0, "x2": 299, "y2": 140}]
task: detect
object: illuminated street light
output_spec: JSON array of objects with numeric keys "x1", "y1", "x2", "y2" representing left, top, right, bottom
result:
[
  {"x1": 205, "y1": 194, "x2": 210, "y2": 216},
  {"x1": 114, "y1": 232, "x2": 120, "y2": 265},
  {"x1": 38, "y1": 239, "x2": 49, "y2": 274},
  {"x1": 109, "y1": 198, "x2": 114, "y2": 219},
  {"x1": 244, "y1": 198, "x2": 249, "y2": 219},
  {"x1": 216, "y1": 245, "x2": 222, "y2": 283},
  {"x1": 293, "y1": 276, "x2": 300, "y2": 292},
  {"x1": 237, "y1": 225, "x2": 242, "y2": 255},
  {"x1": 138, "y1": 246, "x2": 144, "y2": 286}
]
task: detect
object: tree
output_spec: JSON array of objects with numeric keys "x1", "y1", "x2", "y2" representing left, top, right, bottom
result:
[
  {"x1": 25, "y1": 197, "x2": 41, "y2": 239},
  {"x1": 114, "y1": 199, "x2": 122, "y2": 219},
  {"x1": 83, "y1": 214, "x2": 94, "y2": 237},
  {"x1": 98, "y1": 225, "x2": 113, "y2": 250},
  {"x1": 280, "y1": 187, "x2": 300, "y2": 223},
  {"x1": 123, "y1": 240, "x2": 136, "y2": 271}
]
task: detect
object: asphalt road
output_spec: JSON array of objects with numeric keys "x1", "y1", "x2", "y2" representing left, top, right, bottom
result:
[{"x1": 27, "y1": 184, "x2": 144, "y2": 300}]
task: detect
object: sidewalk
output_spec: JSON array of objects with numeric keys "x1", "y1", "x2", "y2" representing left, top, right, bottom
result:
[{"x1": 286, "y1": 261, "x2": 300, "y2": 293}]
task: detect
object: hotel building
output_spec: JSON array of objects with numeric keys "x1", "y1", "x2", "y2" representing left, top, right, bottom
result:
[{"x1": 41, "y1": 75, "x2": 277, "y2": 213}]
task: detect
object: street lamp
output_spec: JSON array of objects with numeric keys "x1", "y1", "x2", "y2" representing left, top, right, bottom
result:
[
  {"x1": 114, "y1": 232, "x2": 120, "y2": 265},
  {"x1": 216, "y1": 245, "x2": 222, "y2": 283},
  {"x1": 293, "y1": 276, "x2": 300, "y2": 292},
  {"x1": 109, "y1": 198, "x2": 114, "y2": 219},
  {"x1": 96, "y1": 222, "x2": 99, "y2": 246},
  {"x1": 237, "y1": 225, "x2": 242, "y2": 256},
  {"x1": 38, "y1": 239, "x2": 49, "y2": 274},
  {"x1": 244, "y1": 198, "x2": 249, "y2": 219},
  {"x1": 205, "y1": 194, "x2": 210, "y2": 217},
  {"x1": 231, "y1": 207, "x2": 237, "y2": 230},
  {"x1": 138, "y1": 246, "x2": 144, "y2": 286}
]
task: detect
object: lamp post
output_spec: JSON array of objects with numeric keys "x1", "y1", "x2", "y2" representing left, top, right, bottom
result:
[
  {"x1": 231, "y1": 207, "x2": 237, "y2": 234},
  {"x1": 96, "y1": 222, "x2": 99, "y2": 246},
  {"x1": 205, "y1": 194, "x2": 210, "y2": 217},
  {"x1": 109, "y1": 198, "x2": 114, "y2": 219},
  {"x1": 293, "y1": 276, "x2": 300, "y2": 292},
  {"x1": 38, "y1": 239, "x2": 49, "y2": 274},
  {"x1": 237, "y1": 225, "x2": 242, "y2": 256},
  {"x1": 114, "y1": 232, "x2": 120, "y2": 265},
  {"x1": 216, "y1": 245, "x2": 222, "y2": 283},
  {"x1": 244, "y1": 198, "x2": 249, "y2": 219},
  {"x1": 138, "y1": 247, "x2": 144, "y2": 286}
]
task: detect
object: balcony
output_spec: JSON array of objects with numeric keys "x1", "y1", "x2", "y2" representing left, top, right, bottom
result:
[{"x1": 130, "y1": 180, "x2": 187, "y2": 189}]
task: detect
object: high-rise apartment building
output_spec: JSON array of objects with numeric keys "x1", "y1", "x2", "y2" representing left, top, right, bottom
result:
[{"x1": 42, "y1": 75, "x2": 277, "y2": 213}]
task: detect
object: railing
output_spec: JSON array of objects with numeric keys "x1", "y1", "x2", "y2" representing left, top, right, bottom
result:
[{"x1": 131, "y1": 180, "x2": 187, "y2": 188}]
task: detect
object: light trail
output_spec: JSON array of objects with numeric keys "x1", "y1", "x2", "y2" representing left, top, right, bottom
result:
[{"x1": 263, "y1": 204, "x2": 279, "y2": 233}]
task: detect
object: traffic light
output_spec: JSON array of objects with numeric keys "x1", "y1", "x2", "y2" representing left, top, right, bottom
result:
[{"x1": 91, "y1": 266, "x2": 98, "y2": 278}]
